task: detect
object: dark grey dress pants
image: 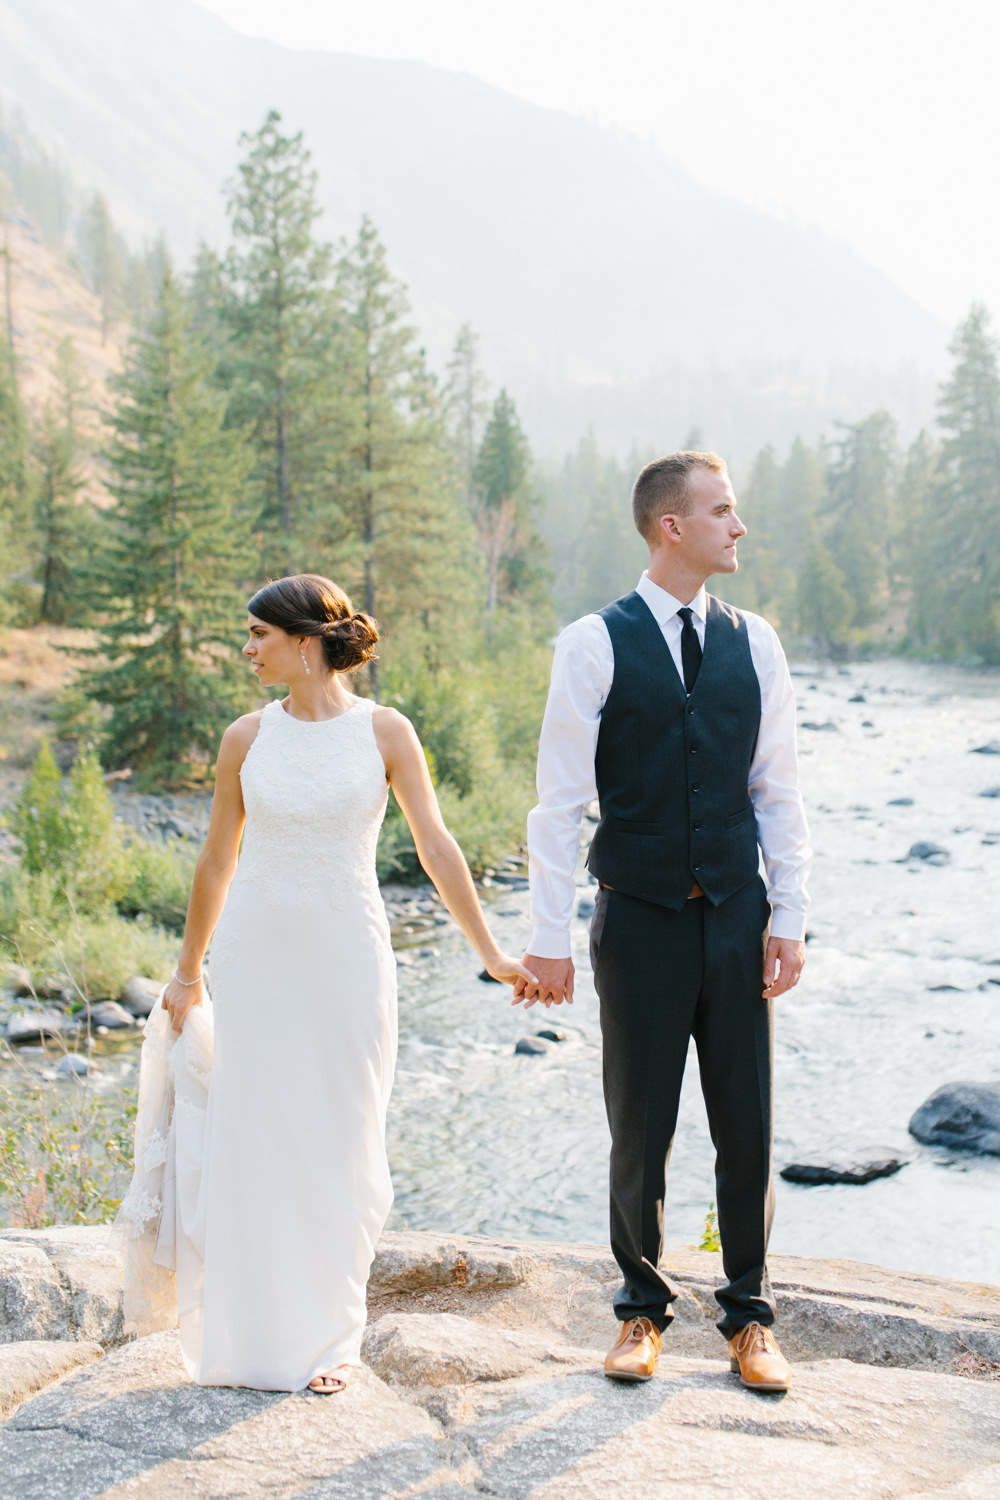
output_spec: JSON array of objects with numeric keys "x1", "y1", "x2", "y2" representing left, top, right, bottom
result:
[{"x1": 591, "y1": 876, "x2": 776, "y2": 1337}]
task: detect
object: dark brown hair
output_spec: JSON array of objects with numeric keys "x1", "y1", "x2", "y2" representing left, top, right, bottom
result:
[
  {"x1": 246, "y1": 574, "x2": 379, "y2": 674},
  {"x1": 631, "y1": 451, "x2": 728, "y2": 542}
]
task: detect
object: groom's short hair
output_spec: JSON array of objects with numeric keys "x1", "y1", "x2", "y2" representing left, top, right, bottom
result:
[{"x1": 632, "y1": 451, "x2": 728, "y2": 541}]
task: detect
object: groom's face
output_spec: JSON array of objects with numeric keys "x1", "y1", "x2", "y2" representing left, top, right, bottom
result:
[{"x1": 659, "y1": 468, "x2": 746, "y2": 575}]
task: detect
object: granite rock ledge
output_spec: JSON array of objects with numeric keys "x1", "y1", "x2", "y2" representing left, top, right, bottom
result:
[{"x1": 1, "y1": 1229, "x2": 1000, "y2": 1500}]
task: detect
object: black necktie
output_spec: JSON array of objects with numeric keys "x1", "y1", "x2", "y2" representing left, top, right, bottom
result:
[{"x1": 677, "y1": 607, "x2": 702, "y2": 694}]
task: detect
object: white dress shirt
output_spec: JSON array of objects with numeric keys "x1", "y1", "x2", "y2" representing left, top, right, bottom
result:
[{"x1": 526, "y1": 572, "x2": 811, "y2": 958}]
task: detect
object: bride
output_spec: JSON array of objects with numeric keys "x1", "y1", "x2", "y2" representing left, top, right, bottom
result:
[{"x1": 120, "y1": 573, "x2": 536, "y2": 1395}]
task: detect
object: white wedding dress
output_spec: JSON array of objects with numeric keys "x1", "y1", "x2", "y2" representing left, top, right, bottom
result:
[{"x1": 119, "y1": 697, "x2": 397, "y2": 1391}]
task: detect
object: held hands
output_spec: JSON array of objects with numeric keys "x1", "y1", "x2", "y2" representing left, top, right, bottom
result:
[
  {"x1": 762, "y1": 937, "x2": 805, "y2": 999},
  {"x1": 162, "y1": 972, "x2": 206, "y2": 1034},
  {"x1": 483, "y1": 951, "x2": 540, "y2": 993},
  {"x1": 512, "y1": 955, "x2": 575, "y2": 1009}
]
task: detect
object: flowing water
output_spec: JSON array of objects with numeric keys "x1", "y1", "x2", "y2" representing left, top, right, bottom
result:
[
  {"x1": 4, "y1": 658, "x2": 999, "y2": 1283},
  {"x1": 386, "y1": 657, "x2": 1000, "y2": 1285}
]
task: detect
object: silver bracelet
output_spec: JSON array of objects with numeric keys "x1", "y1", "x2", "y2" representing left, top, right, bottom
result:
[{"x1": 173, "y1": 968, "x2": 203, "y2": 987}]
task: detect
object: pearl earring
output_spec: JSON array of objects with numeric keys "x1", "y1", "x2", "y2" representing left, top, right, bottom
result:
[{"x1": 300, "y1": 645, "x2": 311, "y2": 676}]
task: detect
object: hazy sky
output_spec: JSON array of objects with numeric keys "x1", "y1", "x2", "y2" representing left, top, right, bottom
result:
[{"x1": 199, "y1": 0, "x2": 998, "y2": 329}]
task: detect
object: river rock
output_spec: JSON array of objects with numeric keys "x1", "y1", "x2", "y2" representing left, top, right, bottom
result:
[
  {"x1": 55, "y1": 1054, "x2": 93, "y2": 1078},
  {"x1": 3, "y1": 1007, "x2": 76, "y2": 1044},
  {"x1": 888, "y1": 796, "x2": 914, "y2": 805},
  {"x1": 0, "y1": 966, "x2": 33, "y2": 998},
  {"x1": 0, "y1": 1340, "x2": 103, "y2": 1419},
  {"x1": 576, "y1": 895, "x2": 595, "y2": 918},
  {"x1": 119, "y1": 976, "x2": 162, "y2": 1017},
  {"x1": 362, "y1": 1311, "x2": 568, "y2": 1387},
  {"x1": 849, "y1": 693, "x2": 866, "y2": 702},
  {"x1": 800, "y1": 720, "x2": 839, "y2": 731},
  {"x1": 909, "y1": 1082, "x2": 1000, "y2": 1155},
  {"x1": 536, "y1": 1029, "x2": 566, "y2": 1043},
  {"x1": 780, "y1": 1156, "x2": 905, "y2": 1186},
  {"x1": 907, "y1": 841, "x2": 950, "y2": 862},
  {"x1": 972, "y1": 740, "x2": 1000, "y2": 754},
  {"x1": 84, "y1": 1002, "x2": 134, "y2": 1031},
  {"x1": 980, "y1": 786, "x2": 1000, "y2": 798},
  {"x1": 515, "y1": 1036, "x2": 547, "y2": 1056}
]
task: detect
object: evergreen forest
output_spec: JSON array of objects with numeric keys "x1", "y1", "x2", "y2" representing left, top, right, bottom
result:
[{"x1": 2, "y1": 105, "x2": 1000, "y2": 864}]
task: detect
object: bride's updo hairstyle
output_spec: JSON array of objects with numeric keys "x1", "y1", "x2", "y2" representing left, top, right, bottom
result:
[{"x1": 247, "y1": 574, "x2": 379, "y2": 674}]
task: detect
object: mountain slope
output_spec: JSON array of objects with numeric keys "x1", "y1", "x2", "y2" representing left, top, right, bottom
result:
[{"x1": 0, "y1": 0, "x2": 946, "y2": 455}]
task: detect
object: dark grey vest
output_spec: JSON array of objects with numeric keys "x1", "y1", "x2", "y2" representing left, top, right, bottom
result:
[{"x1": 586, "y1": 591, "x2": 762, "y2": 909}]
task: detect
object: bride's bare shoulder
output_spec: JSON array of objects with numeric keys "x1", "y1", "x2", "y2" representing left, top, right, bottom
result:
[
  {"x1": 371, "y1": 704, "x2": 421, "y2": 764},
  {"x1": 217, "y1": 708, "x2": 268, "y2": 766},
  {"x1": 371, "y1": 704, "x2": 415, "y2": 738}
]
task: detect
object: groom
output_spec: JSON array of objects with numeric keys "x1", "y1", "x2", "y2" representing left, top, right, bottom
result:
[{"x1": 516, "y1": 451, "x2": 811, "y2": 1391}]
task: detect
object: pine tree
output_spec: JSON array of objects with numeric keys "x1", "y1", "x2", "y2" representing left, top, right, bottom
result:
[
  {"x1": 323, "y1": 217, "x2": 469, "y2": 692},
  {"x1": 826, "y1": 411, "x2": 898, "y2": 629},
  {"x1": 80, "y1": 265, "x2": 256, "y2": 788},
  {"x1": 796, "y1": 529, "x2": 855, "y2": 651},
  {"x1": 472, "y1": 389, "x2": 548, "y2": 632},
  {"x1": 928, "y1": 304, "x2": 1000, "y2": 660},
  {"x1": 80, "y1": 193, "x2": 124, "y2": 345},
  {"x1": 0, "y1": 324, "x2": 34, "y2": 622},
  {"x1": 34, "y1": 339, "x2": 94, "y2": 623},
  {"x1": 444, "y1": 323, "x2": 489, "y2": 508},
  {"x1": 899, "y1": 431, "x2": 941, "y2": 650},
  {"x1": 222, "y1": 110, "x2": 338, "y2": 569}
]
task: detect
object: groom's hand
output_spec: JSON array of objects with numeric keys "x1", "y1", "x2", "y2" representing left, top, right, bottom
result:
[
  {"x1": 762, "y1": 937, "x2": 805, "y2": 998},
  {"x1": 514, "y1": 955, "x2": 575, "y2": 1008}
]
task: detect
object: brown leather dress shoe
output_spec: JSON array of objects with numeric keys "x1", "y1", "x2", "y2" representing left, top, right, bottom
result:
[
  {"x1": 604, "y1": 1316, "x2": 662, "y2": 1382},
  {"x1": 728, "y1": 1323, "x2": 791, "y2": 1392}
]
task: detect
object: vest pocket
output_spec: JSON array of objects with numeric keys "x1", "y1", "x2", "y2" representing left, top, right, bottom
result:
[
  {"x1": 724, "y1": 804, "x2": 754, "y2": 829},
  {"x1": 609, "y1": 818, "x2": 663, "y2": 834}
]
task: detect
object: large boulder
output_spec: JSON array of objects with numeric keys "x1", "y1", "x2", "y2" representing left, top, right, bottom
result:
[
  {"x1": 4, "y1": 1332, "x2": 1000, "y2": 1500},
  {"x1": 4, "y1": 1007, "x2": 76, "y2": 1045},
  {"x1": 0, "y1": 1228, "x2": 126, "y2": 1345},
  {"x1": 909, "y1": 1083, "x2": 1000, "y2": 1155},
  {"x1": 362, "y1": 1311, "x2": 589, "y2": 1387},
  {"x1": 119, "y1": 977, "x2": 163, "y2": 1017},
  {"x1": 0, "y1": 1340, "x2": 102, "y2": 1419}
]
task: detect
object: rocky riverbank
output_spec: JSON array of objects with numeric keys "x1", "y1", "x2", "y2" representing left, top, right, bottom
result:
[{"x1": 1, "y1": 1227, "x2": 999, "y2": 1497}]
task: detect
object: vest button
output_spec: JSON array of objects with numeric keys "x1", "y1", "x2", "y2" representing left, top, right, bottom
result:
[
  {"x1": 687, "y1": 706, "x2": 695, "y2": 715},
  {"x1": 689, "y1": 745, "x2": 698, "y2": 753},
  {"x1": 691, "y1": 784, "x2": 700, "y2": 792},
  {"x1": 693, "y1": 823, "x2": 702, "y2": 831},
  {"x1": 694, "y1": 864, "x2": 702, "y2": 872}
]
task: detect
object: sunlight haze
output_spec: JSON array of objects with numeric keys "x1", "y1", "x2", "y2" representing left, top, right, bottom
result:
[{"x1": 199, "y1": 0, "x2": 1000, "y2": 325}]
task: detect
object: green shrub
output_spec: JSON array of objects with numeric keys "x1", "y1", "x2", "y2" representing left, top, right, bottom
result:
[
  {"x1": 7, "y1": 742, "x2": 127, "y2": 914},
  {"x1": 118, "y1": 839, "x2": 197, "y2": 933}
]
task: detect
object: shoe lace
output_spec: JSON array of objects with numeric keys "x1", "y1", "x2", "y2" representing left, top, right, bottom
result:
[
  {"x1": 627, "y1": 1317, "x2": 656, "y2": 1342},
  {"x1": 735, "y1": 1322, "x2": 777, "y2": 1357}
]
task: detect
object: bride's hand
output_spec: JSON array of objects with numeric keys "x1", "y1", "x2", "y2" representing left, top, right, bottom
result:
[
  {"x1": 482, "y1": 951, "x2": 539, "y2": 991},
  {"x1": 162, "y1": 973, "x2": 205, "y2": 1034}
]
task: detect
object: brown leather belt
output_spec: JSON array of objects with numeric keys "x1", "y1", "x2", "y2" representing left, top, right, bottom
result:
[{"x1": 600, "y1": 883, "x2": 705, "y2": 899}]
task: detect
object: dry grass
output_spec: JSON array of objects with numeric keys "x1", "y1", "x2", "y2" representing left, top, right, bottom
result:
[
  {"x1": 0, "y1": 628, "x2": 92, "y2": 767},
  {"x1": 953, "y1": 1351, "x2": 1000, "y2": 1381}
]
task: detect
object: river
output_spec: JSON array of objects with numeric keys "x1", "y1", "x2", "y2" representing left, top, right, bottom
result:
[
  {"x1": 3, "y1": 658, "x2": 998, "y2": 1284},
  {"x1": 386, "y1": 657, "x2": 1000, "y2": 1284}
]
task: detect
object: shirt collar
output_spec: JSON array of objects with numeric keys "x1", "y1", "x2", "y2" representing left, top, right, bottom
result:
[{"x1": 635, "y1": 572, "x2": 707, "y2": 627}]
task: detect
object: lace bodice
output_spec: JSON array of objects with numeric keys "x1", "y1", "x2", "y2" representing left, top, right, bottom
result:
[{"x1": 234, "y1": 697, "x2": 388, "y2": 911}]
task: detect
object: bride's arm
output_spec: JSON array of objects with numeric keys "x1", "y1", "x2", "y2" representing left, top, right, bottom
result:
[
  {"x1": 161, "y1": 714, "x2": 259, "y2": 1031},
  {"x1": 373, "y1": 707, "x2": 538, "y2": 991}
]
